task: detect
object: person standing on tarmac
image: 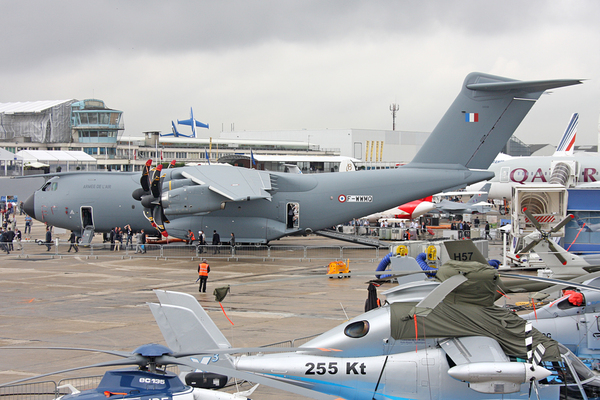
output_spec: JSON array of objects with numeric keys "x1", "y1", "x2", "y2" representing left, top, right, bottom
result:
[
  {"x1": 45, "y1": 226, "x2": 52, "y2": 251},
  {"x1": 198, "y1": 259, "x2": 210, "y2": 293},
  {"x1": 212, "y1": 230, "x2": 221, "y2": 254},
  {"x1": 67, "y1": 230, "x2": 79, "y2": 253},
  {"x1": 230, "y1": 232, "x2": 236, "y2": 255}
]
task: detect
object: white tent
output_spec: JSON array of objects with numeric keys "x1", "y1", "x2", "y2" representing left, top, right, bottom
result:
[
  {"x1": 0, "y1": 148, "x2": 22, "y2": 162},
  {"x1": 16, "y1": 150, "x2": 97, "y2": 172},
  {"x1": 0, "y1": 148, "x2": 23, "y2": 176}
]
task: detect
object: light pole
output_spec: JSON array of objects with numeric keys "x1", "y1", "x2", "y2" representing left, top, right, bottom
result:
[{"x1": 390, "y1": 103, "x2": 399, "y2": 131}]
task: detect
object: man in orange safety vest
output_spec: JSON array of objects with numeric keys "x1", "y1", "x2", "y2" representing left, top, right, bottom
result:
[{"x1": 198, "y1": 259, "x2": 210, "y2": 292}]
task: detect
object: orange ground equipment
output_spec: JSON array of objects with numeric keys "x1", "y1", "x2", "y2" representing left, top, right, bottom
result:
[{"x1": 327, "y1": 259, "x2": 350, "y2": 278}]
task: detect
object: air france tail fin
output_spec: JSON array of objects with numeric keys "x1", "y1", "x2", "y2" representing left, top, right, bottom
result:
[
  {"x1": 553, "y1": 113, "x2": 578, "y2": 156},
  {"x1": 148, "y1": 290, "x2": 234, "y2": 369},
  {"x1": 572, "y1": 214, "x2": 592, "y2": 232},
  {"x1": 409, "y1": 73, "x2": 582, "y2": 170}
]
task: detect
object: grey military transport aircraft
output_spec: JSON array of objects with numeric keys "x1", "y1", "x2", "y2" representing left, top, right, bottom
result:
[{"x1": 23, "y1": 72, "x2": 581, "y2": 243}]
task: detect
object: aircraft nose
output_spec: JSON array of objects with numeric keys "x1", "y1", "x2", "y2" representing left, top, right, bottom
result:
[{"x1": 23, "y1": 193, "x2": 36, "y2": 219}]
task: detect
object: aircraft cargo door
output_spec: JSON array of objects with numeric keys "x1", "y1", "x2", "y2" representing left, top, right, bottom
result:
[
  {"x1": 80, "y1": 206, "x2": 95, "y2": 246},
  {"x1": 286, "y1": 202, "x2": 299, "y2": 229},
  {"x1": 81, "y1": 206, "x2": 94, "y2": 229}
]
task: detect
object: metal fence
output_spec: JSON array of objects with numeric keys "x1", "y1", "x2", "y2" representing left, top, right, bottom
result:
[
  {"x1": 0, "y1": 380, "x2": 60, "y2": 400},
  {"x1": 0, "y1": 368, "x2": 178, "y2": 400},
  {"x1": 10, "y1": 241, "x2": 384, "y2": 262}
]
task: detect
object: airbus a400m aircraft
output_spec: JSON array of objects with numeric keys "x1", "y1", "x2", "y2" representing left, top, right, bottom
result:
[{"x1": 23, "y1": 73, "x2": 581, "y2": 243}]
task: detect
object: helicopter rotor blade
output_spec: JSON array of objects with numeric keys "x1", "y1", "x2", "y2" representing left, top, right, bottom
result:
[
  {"x1": 516, "y1": 238, "x2": 541, "y2": 259},
  {"x1": 523, "y1": 207, "x2": 542, "y2": 231},
  {"x1": 499, "y1": 272, "x2": 600, "y2": 293},
  {"x1": 172, "y1": 346, "x2": 342, "y2": 357},
  {"x1": 547, "y1": 240, "x2": 568, "y2": 266},
  {"x1": 0, "y1": 357, "x2": 141, "y2": 388},
  {"x1": 549, "y1": 214, "x2": 574, "y2": 234},
  {"x1": 0, "y1": 346, "x2": 132, "y2": 358}
]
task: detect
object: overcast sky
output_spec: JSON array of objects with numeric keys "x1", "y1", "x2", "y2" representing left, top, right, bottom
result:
[{"x1": 1, "y1": 0, "x2": 599, "y2": 146}]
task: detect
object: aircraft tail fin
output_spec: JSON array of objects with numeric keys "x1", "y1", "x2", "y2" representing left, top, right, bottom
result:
[
  {"x1": 148, "y1": 290, "x2": 234, "y2": 369},
  {"x1": 553, "y1": 113, "x2": 578, "y2": 156},
  {"x1": 443, "y1": 240, "x2": 489, "y2": 264},
  {"x1": 466, "y1": 183, "x2": 492, "y2": 205},
  {"x1": 528, "y1": 237, "x2": 589, "y2": 278},
  {"x1": 409, "y1": 72, "x2": 582, "y2": 170}
]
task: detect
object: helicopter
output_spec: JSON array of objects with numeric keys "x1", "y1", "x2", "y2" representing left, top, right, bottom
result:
[
  {"x1": 148, "y1": 263, "x2": 600, "y2": 400},
  {"x1": 0, "y1": 342, "x2": 347, "y2": 400},
  {"x1": 0, "y1": 343, "x2": 260, "y2": 400},
  {"x1": 520, "y1": 275, "x2": 600, "y2": 370}
]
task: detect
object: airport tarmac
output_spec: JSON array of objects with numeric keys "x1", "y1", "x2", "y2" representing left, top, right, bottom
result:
[{"x1": 0, "y1": 223, "x2": 507, "y2": 400}]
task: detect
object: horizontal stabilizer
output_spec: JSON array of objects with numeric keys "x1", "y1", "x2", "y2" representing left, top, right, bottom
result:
[
  {"x1": 409, "y1": 72, "x2": 582, "y2": 170},
  {"x1": 178, "y1": 118, "x2": 209, "y2": 129}
]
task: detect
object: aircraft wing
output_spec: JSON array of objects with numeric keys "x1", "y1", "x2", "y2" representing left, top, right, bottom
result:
[
  {"x1": 181, "y1": 165, "x2": 272, "y2": 202},
  {"x1": 440, "y1": 336, "x2": 510, "y2": 364},
  {"x1": 177, "y1": 117, "x2": 209, "y2": 129}
]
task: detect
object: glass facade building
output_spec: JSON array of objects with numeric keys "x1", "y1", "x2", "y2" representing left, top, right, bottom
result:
[{"x1": 70, "y1": 99, "x2": 124, "y2": 150}]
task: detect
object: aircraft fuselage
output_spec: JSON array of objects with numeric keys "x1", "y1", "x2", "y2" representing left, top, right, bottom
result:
[
  {"x1": 24, "y1": 165, "x2": 492, "y2": 243},
  {"x1": 469, "y1": 154, "x2": 600, "y2": 199}
]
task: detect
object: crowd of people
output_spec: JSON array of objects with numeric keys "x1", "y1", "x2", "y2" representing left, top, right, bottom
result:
[
  {"x1": 0, "y1": 202, "x2": 22, "y2": 254},
  {"x1": 102, "y1": 225, "x2": 149, "y2": 253}
]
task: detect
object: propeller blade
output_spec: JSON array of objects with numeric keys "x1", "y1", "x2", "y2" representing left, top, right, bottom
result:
[
  {"x1": 523, "y1": 207, "x2": 542, "y2": 231},
  {"x1": 168, "y1": 159, "x2": 176, "y2": 169},
  {"x1": 547, "y1": 240, "x2": 568, "y2": 265},
  {"x1": 153, "y1": 206, "x2": 168, "y2": 237},
  {"x1": 516, "y1": 239, "x2": 542, "y2": 258},
  {"x1": 411, "y1": 274, "x2": 468, "y2": 316},
  {"x1": 140, "y1": 160, "x2": 152, "y2": 192},
  {"x1": 143, "y1": 208, "x2": 155, "y2": 225},
  {"x1": 160, "y1": 206, "x2": 169, "y2": 225},
  {"x1": 150, "y1": 165, "x2": 163, "y2": 199},
  {"x1": 550, "y1": 214, "x2": 574, "y2": 233}
]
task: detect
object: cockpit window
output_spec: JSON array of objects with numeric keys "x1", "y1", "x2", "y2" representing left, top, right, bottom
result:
[
  {"x1": 42, "y1": 182, "x2": 58, "y2": 192},
  {"x1": 556, "y1": 290, "x2": 584, "y2": 310},
  {"x1": 344, "y1": 321, "x2": 370, "y2": 338}
]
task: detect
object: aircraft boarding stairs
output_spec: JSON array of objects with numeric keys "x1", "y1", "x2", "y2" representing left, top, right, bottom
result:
[
  {"x1": 316, "y1": 228, "x2": 388, "y2": 248},
  {"x1": 80, "y1": 225, "x2": 95, "y2": 246}
]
